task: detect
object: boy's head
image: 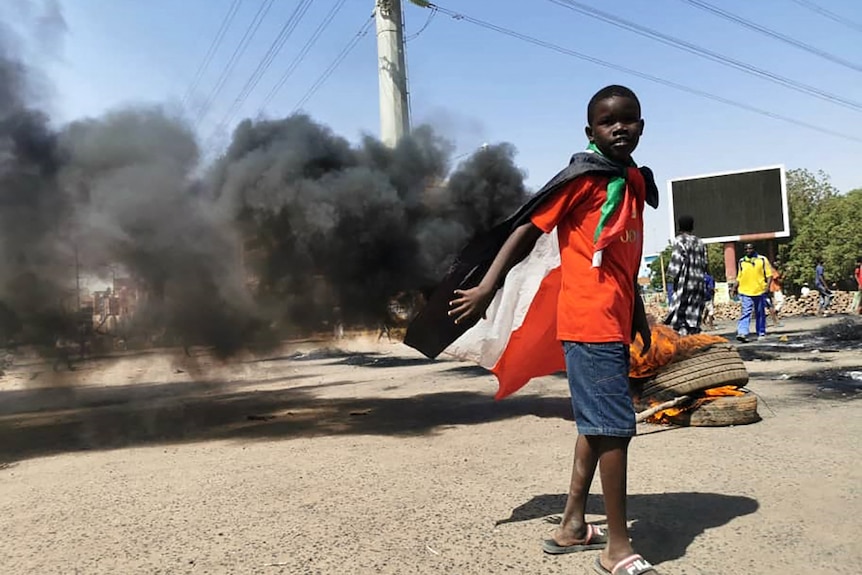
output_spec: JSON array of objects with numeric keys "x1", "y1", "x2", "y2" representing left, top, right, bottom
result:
[
  {"x1": 586, "y1": 85, "x2": 644, "y2": 164},
  {"x1": 744, "y1": 243, "x2": 755, "y2": 256},
  {"x1": 677, "y1": 215, "x2": 694, "y2": 233}
]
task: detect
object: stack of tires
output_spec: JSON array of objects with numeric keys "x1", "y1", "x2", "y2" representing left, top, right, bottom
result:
[{"x1": 636, "y1": 344, "x2": 760, "y2": 427}]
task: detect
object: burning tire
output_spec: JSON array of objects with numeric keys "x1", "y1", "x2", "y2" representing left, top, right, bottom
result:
[
  {"x1": 667, "y1": 394, "x2": 760, "y2": 427},
  {"x1": 640, "y1": 344, "x2": 748, "y2": 399}
]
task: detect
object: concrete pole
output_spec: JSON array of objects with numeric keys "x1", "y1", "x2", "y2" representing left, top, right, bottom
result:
[{"x1": 375, "y1": 0, "x2": 410, "y2": 147}]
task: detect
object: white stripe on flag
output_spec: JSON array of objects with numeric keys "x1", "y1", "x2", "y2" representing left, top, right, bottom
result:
[{"x1": 443, "y1": 230, "x2": 561, "y2": 368}]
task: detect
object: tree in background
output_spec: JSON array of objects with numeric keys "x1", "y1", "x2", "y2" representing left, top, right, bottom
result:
[
  {"x1": 778, "y1": 169, "x2": 862, "y2": 291},
  {"x1": 706, "y1": 244, "x2": 726, "y2": 282},
  {"x1": 649, "y1": 241, "x2": 727, "y2": 292},
  {"x1": 648, "y1": 244, "x2": 672, "y2": 292},
  {"x1": 787, "y1": 189, "x2": 862, "y2": 290}
]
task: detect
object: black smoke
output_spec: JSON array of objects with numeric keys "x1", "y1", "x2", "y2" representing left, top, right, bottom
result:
[
  {"x1": 211, "y1": 116, "x2": 527, "y2": 330},
  {"x1": 0, "y1": 26, "x2": 70, "y2": 346},
  {"x1": 58, "y1": 108, "x2": 266, "y2": 356},
  {"x1": 0, "y1": 4, "x2": 530, "y2": 355}
]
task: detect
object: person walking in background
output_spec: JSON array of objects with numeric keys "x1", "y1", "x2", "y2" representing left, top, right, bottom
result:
[
  {"x1": 768, "y1": 258, "x2": 785, "y2": 327},
  {"x1": 702, "y1": 271, "x2": 716, "y2": 330},
  {"x1": 814, "y1": 258, "x2": 832, "y2": 316},
  {"x1": 735, "y1": 243, "x2": 771, "y2": 343},
  {"x1": 664, "y1": 215, "x2": 707, "y2": 335},
  {"x1": 851, "y1": 257, "x2": 862, "y2": 315}
]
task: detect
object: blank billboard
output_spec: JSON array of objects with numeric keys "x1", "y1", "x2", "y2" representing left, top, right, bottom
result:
[{"x1": 667, "y1": 165, "x2": 788, "y2": 243}]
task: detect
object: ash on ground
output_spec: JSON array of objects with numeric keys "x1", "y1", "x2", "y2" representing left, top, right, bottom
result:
[
  {"x1": 788, "y1": 369, "x2": 862, "y2": 400},
  {"x1": 815, "y1": 317, "x2": 862, "y2": 344}
]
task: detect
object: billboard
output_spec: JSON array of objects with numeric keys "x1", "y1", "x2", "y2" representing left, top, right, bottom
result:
[{"x1": 667, "y1": 165, "x2": 789, "y2": 243}]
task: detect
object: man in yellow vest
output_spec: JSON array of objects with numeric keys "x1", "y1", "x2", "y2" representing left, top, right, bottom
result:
[{"x1": 736, "y1": 243, "x2": 772, "y2": 343}]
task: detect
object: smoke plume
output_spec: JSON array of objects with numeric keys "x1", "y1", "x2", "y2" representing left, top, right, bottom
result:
[
  {"x1": 0, "y1": 9, "x2": 530, "y2": 355},
  {"x1": 211, "y1": 117, "x2": 527, "y2": 329}
]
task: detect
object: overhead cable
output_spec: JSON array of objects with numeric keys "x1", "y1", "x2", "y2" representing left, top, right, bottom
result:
[
  {"x1": 547, "y1": 0, "x2": 862, "y2": 112},
  {"x1": 422, "y1": 3, "x2": 862, "y2": 143}
]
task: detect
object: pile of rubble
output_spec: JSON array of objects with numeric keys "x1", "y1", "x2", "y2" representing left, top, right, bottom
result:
[
  {"x1": 646, "y1": 290, "x2": 857, "y2": 322},
  {"x1": 712, "y1": 290, "x2": 856, "y2": 321}
]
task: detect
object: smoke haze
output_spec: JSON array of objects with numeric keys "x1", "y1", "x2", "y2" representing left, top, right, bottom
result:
[{"x1": 0, "y1": 5, "x2": 531, "y2": 357}]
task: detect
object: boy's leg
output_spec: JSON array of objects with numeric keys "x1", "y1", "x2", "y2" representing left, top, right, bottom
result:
[
  {"x1": 552, "y1": 435, "x2": 599, "y2": 545},
  {"x1": 560, "y1": 342, "x2": 644, "y2": 567},
  {"x1": 594, "y1": 435, "x2": 639, "y2": 569}
]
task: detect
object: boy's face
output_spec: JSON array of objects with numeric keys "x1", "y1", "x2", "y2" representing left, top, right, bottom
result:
[{"x1": 585, "y1": 96, "x2": 644, "y2": 163}]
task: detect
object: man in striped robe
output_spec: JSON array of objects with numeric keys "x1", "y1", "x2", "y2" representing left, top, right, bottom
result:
[{"x1": 664, "y1": 215, "x2": 707, "y2": 335}]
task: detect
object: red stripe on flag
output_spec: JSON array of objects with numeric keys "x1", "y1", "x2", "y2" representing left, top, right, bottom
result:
[{"x1": 490, "y1": 268, "x2": 565, "y2": 399}]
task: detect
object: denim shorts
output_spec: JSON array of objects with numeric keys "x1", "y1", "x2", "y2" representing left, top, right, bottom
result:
[{"x1": 563, "y1": 341, "x2": 636, "y2": 437}]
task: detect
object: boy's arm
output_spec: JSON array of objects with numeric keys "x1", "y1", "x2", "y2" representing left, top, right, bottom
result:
[
  {"x1": 448, "y1": 222, "x2": 544, "y2": 324},
  {"x1": 632, "y1": 278, "x2": 652, "y2": 354}
]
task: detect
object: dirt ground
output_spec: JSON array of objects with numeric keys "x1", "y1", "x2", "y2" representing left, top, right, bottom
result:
[{"x1": 1, "y1": 314, "x2": 860, "y2": 575}]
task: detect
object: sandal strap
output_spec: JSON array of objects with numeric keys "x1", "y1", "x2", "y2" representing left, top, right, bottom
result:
[{"x1": 611, "y1": 554, "x2": 655, "y2": 575}]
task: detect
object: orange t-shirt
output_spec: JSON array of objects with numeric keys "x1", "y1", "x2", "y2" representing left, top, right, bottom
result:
[
  {"x1": 530, "y1": 173, "x2": 644, "y2": 344},
  {"x1": 770, "y1": 269, "x2": 783, "y2": 292}
]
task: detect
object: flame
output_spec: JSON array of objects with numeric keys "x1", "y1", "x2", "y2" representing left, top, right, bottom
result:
[
  {"x1": 629, "y1": 324, "x2": 727, "y2": 378},
  {"x1": 703, "y1": 385, "x2": 744, "y2": 397},
  {"x1": 629, "y1": 325, "x2": 746, "y2": 424},
  {"x1": 642, "y1": 387, "x2": 745, "y2": 423}
]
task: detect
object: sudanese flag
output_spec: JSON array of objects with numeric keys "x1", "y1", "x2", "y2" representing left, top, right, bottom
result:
[{"x1": 403, "y1": 148, "x2": 659, "y2": 399}]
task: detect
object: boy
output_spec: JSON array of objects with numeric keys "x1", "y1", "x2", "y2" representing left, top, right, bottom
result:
[{"x1": 449, "y1": 86, "x2": 657, "y2": 575}]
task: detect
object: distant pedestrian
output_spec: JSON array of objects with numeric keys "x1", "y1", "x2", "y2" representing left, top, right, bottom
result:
[
  {"x1": 735, "y1": 243, "x2": 771, "y2": 343},
  {"x1": 851, "y1": 257, "x2": 862, "y2": 315},
  {"x1": 664, "y1": 215, "x2": 707, "y2": 335},
  {"x1": 767, "y1": 258, "x2": 785, "y2": 327},
  {"x1": 52, "y1": 336, "x2": 76, "y2": 371},
  {"x1": 702, "y1": 271, "x2": 716, "y2": 330},
  {"x1": 814, "y1": 258, "x2": 832, "y2": 315}
]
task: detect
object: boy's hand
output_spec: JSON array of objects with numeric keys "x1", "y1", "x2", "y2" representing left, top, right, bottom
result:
[{"x1": 448, "y1": 285, "x2": 495, "y2": 325}]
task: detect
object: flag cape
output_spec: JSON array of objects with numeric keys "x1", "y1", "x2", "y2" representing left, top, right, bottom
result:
[{"x1": 403, "y1": 151, "x2": 659, "y2": 399}]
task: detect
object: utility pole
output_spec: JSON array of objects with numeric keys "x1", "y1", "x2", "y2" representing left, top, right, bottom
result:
[
  {"x1": 375, "y1": 0, "x2": 410, "y2": 147},
  {"x1": 74, "y1": 244, "x2": 85, "y2": 360},
  {"x1": 74, "y1": 245, "x2": 81, "y2": 314}
]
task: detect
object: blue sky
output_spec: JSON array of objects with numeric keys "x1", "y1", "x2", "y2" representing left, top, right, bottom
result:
[{"x1": 7, "y1": 0, "x2": 861, "y2": 255}]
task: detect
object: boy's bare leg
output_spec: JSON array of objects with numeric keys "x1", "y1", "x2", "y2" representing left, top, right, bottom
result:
[
  {"x1": 596, "y1": 436, "x2": 638, "y2": 569},
  {"x1": 551, "y1": 435, "x2": 600, "y2": 544}
]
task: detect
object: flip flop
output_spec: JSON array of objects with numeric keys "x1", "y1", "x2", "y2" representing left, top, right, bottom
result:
[
  {"x1": 593, "y1": 554, "x2": 658, "y2": 575},
  {"x1": 542, "y1": 524, "x2": 608, "y2": 554}
]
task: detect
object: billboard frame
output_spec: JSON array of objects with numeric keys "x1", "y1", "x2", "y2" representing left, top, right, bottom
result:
[{"x1": 666, "y1": 164, "x2": 789, "y2": 244}]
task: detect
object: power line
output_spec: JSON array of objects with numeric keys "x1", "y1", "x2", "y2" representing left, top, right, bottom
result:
[
  {"x1": 183, "y1": 0, "x2": 244, "y2": 108},
  {"x1": 789, "y1": 0, "x2": 862, "y2": 34},
  {"x1": 422, "y1": 3, "x2": 862, "y2": 143},
  {"x1": 292, "y1": 15, "x2": 374, "y2": 113},
  {"x1": 679, "y1": 0, "x2": 862, "y2": 73},
  {"x1": 213, "y1": 0, "x2": 315, "y2": 133},
  {"x1": 547, "y1": 0, "x2": 862, "y2": 112},
  {"x1": 194, "y1": 0, "x2": 276, "y2": 126},
  {"x1": 257, "y1": 0, "x2": 349, "y2": 114},
  {"x1": 406, "y1": 4, "x2": 437, "y2": 41}
]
